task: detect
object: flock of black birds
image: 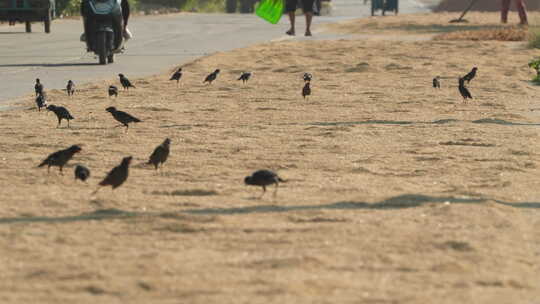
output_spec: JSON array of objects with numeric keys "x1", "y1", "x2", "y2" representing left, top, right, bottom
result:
[
  {"x1": 32, "y1": 69, "x2": 289, "y2": 198},
  {"x1": 31, "y1": 66, "x2": 479, "y2": 198},
  {"x1": 433, "y1": 66, "x2": 477, "y2": 102}
]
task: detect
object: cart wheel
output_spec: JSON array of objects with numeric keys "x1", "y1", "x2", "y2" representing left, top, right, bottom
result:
[
  {"x1": 44, "y1": 10, "x2": 51, "y2": 33},
  {"x1": 25, "y1": 21, "x2": 31, "y2": 33}
]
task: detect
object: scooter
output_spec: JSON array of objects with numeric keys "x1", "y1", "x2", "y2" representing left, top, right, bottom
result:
[{"x1": 81, "y1": 0, "x2": 124, "y2": 65}]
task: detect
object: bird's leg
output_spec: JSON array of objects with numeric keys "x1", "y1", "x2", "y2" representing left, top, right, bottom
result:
[
  {"x1": 273, "y1": 182, "x2": 279, "y2": 198},
  {"x1": 59, "y1": 167, "x2": 64, "y2": 176},
  {"x1": 125, "y1": 125, "x2": 129, "y2": 133},
  {"x1": 47, "y1": 166, "x2": 50, "y2": 174},
  {"x1": 91, "y1": 187, "x2": 101, "y2": 195},
  {"x1": 259, "y1": 185, "x2": 266, "y2": 199},
  {"x1": 57, "y1": 119, "x2": 61, "y2": 128},
  {"x1": 67, "y1": 120, "x2": 70, "y2": 128}
]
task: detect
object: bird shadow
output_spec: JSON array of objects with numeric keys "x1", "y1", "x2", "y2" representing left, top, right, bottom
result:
[
  {"x1": 471, "y1": 118, "x2": 540, "y2": 126},
  {"x1": 0, "y1": 63, "x2": 101, "y2": 68},
  {"x1": 0, "y1": 194, "x2": 538, "y2": 225}
]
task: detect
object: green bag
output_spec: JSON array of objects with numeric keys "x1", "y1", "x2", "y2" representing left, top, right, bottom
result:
[{"x1": 255, "y1": 0, "x2": 284, "y2": 24}]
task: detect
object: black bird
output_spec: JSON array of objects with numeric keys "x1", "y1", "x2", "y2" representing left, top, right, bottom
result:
[
  {"x1": 170, "y1": 68, "x2": 183, "y2": 86},
  {"x1": 35, "y1": 92, "x2": 47, "y2": 111},
  {"x1": 148, "y1": 138, "x2": 171, "y2": 170},
  {"x1": 118, "y1": 73, "x2": 135, "y2": 90},
  {"x1": 66, "y1": 80, "x2": 75, "y2": 96},
  {"x1": 458, "y1": 77, "x2": 473, "y2": 102},
  {"x1": 46, "y1": 104, "x2": 74, "y2": 128},
  {"x1": 93, "y1": 156, "x2": 132, "y2": 194},
  {"x1": 74, "y1": 164, "x2": 90, "y2": 182},
  {"x1": 108, "y1": 85, "x2": 119, "y2": 98},
  {"x1": 203, "y1": 69, "x2": 220, "y2": 84},
  {"x1": 34, "y1": 78, "x2": 43, "y2": 96},
  {"x1": 244, "y1": 169, "x2": 285, "y2": 198},
  {"x1": 38, "y1": 145, "x2": 82, "y2": 174},
  {"x1": 303, "y1": 73, "x2": 312, "y2": 82},
  {"x1": 237, "y1": 72, "x2": 251, "y2": 84},
  {"x1": 302, "y1": 82, "x2": 311, "y2": 99},
  {"x1": 433, "y1": 76, "x2": 441, "y2": 88},
  {"x1": 462, "y1": 67, "x2": 477, "y2": 83},
  {"x1": 106, "y1": 106, "x2": 141, "y2": 132}
]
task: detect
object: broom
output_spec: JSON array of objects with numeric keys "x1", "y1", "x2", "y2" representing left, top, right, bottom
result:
[{"x1": 449, "y1": 0, "x2": 479, "y2": 23}]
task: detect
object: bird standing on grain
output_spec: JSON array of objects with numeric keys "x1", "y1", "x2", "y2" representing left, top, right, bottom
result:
[
  {"x1": 170, "y1": 68, "x2": 183, "y2": 86},
  {"x1": 302, "y1": 82, "x2": 311, "y2": 99},
  {"x1": 35, "y1": 92, "x2": 47, "y2": 111},
  {"x1": 66, "y1": 80, "x2": 75, "y2": 96},
  {"x1": 237, "y1": 72, "x2": 251, "y2": 84},
  {"x1": 148, "y1": 138, "x2": 171, "y2": 170},
  {"x1": 38, "y1": 145, "x2": 82, "y2": 174},
  {"x1": 108, "y1": 85, "x2": 118, "y2": 98},
  {"x1": 118, "y1": 73, "x2": 135, "y2": 90},
  {"x1": 303, "y1": 72, "x2": 312, "y2": 82},
  {"x1": 93, "y1": 156, "x2": 132, "y2": 194},
  {"x1": 203, "y1": 69, "x2": 220, "y2": 84},
  {"x1": 75, "y1": 165, "x2": 90, "y2": 182},
  {"x1": 245, "y1": 170, "x2": 285, "y2": 198},
  {"x1": 458, "y1": 77, "x2": 472, "y2": 102},
  {"x1": 106, "y1": 106, "x2": 141, "y2": 132},
  {"x1": 34, "y1": 78, "x2": 43, "y2": 96},
  {"x1": 462, "y1": 67, "x2": 477, "y2": 84},
  {"x1": 46, "y1": 105, "x2": 74, "y2": 128},
  {"x1": 433, "y1": 76, "x2": 441, "y2": 88}
]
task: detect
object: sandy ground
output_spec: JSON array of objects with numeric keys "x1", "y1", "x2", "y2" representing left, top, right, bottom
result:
[{"x1": 0, "y1": 12, "x2": 539, "y2": 303}]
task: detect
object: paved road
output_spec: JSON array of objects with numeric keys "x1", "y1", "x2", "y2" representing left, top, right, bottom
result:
[{"x1": 0, "y1": 0, "x2": 433, "y2": 105}]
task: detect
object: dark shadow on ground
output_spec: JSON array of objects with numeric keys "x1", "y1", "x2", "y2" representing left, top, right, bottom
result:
[
  {"x1": 0, "y1": 63, "x2": 100, "y2": 68},
  {"x1": 0, "y1": 194, "x2": 538, "y2": 225},
  {"x1": 472, "y1": 118, "x2": 540, "y2": 126}
]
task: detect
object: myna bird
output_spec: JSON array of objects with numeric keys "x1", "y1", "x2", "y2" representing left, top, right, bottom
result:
[
  {"x1": 74, "y1": 164, "x2": 90, "y2": 182},
  {"x1": 93, "y1": 156, "x2": 132, "y2": 194},
  {"x1": 237, "y1": 72, "x2": 251, "y2": 84},
  {"x1": 118, "y1": 73, "x2": 135, "y2": 90},
  {"x1": 35, "y1": 92, "x2": 47, "y2": 111},
  {"x1": 170, "y1": 68, "x2": 182, "y2": 86},
  {"x1": 38, "y1": 145, "x2": 82, "y2": 174},
  {"x1": 34, "y1": 78, "x2": 43, "y2": 96},
  {"x1": 108, "y1": 85, "x2": 118, "y2": 98},
  {"x1": 66, "y1": 80, "x2": 75, "y2": 96},
  {"x1": 244, "y1": 169, "x2": 285, "y2": 198},
  {"x1": 303, "y1": 73, "x2": 312, "y2": 82},
  {"x1": 106, "y1": 106, "x2": 141, "y2": 132},
  {"x1": 148, "y1": 138, "x2": 171, "y2": 170},
  {"x1": 46, "y1": 105, "x2": 74, "y2": 128},
  {"x1": 458, "y1": 77, "x2": 472, "y2": 102},
  {"x1": 203, "y1": 69, "x2": 220, "y2": 84},
  {"x1": 302, "y1": 82, "x2": 311, "y2": 99},
  {"x1": 433, "y1": 76, "x2": 441, "y2": 88},
  {"x1": 462, "y1": 67, "x2": 477, "y2": 84}
]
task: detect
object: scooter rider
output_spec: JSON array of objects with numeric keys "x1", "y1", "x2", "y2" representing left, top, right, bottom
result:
[{"x1": 80, "y1": 0, "x2": 132, "y2": 47}]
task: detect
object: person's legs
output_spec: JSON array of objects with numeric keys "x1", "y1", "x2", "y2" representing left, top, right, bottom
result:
[
  {"x1": 302, "y1": 0, "x2": 314, "y2": 36},
  {"x1": 501, "y1": 0, "x2": 510, "y2": 23},
  {"x1": 305, "y1": 12, "x2": 313, "y2": 36},
  {"x1": 285, "y1": 0, "x2": 297, "y2": 35},
  {"x1": 287, "y1": 12, "x2": 296, "y2": 35},
  {"x1": 515, "y1": 0, "x2": 528, "y2": 25}
]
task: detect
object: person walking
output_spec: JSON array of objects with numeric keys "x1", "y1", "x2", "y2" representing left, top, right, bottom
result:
[
  {"x1": 285, "y1": 0, "x2": 314, "y2": 36},
  {"x1": 501, "y1": 0, "x2": 528, "y2": 25}
]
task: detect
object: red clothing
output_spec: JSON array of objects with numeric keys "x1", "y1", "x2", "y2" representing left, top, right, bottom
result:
[{"x1": 501, "y1": 0, "x2": 528, "y2": 25}]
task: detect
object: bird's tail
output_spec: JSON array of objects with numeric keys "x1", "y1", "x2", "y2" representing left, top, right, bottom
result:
[
  {"x1": 134, "y1": 118, "x2": 142, "y2": 123},
  {"x1": 37, "y1": 161, "x2": 47, "y2": 168},
  {"x1": 237, "y1": 76, "x2": 242, "y2": 81},
  {"x1": 68, "y1": 115, "x2": 74, "y2": 120}
]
